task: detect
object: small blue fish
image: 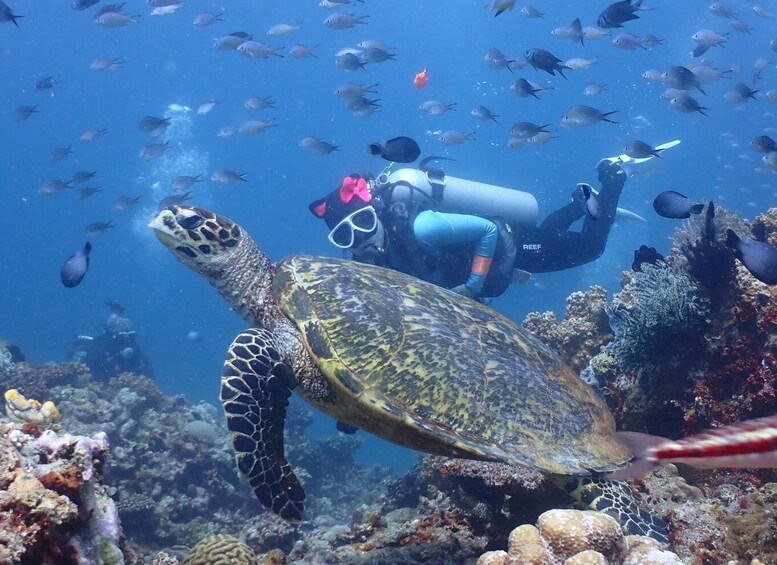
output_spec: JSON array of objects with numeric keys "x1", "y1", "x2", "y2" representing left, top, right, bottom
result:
[
  {"x1": 652, "y1": 191, "x2": 704, "y2": 219},
  {"x1": 632, "y1": 245, "x2": 664, "y2": 272},
  {"x1": 597, "y1": 0, "x2": 647, "y2": 29},
  {"x1": 60, "y1": 242, "x2": 92, "y2": 288},
  {"x1": 524, "y1": 48, "x2": 568, "y2": 78},
  {"x1": 0, "y1": 1, "x2": 22, "y2": 27},
  {"x1": 367, "y1": 136, "x2": 420, "y2": 163},
  {"x1": 726, "y1": 230, "x2": 777, "y2": 285}
]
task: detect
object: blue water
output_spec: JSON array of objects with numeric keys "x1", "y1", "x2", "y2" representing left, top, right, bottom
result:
[{"x1": 1, "y1": 0, "x2": 774, "y2": 471}]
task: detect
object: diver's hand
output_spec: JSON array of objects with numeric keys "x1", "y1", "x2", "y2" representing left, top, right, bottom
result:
[{"x1": 451, "y1": 284, "x2": 478, "y2": 300}]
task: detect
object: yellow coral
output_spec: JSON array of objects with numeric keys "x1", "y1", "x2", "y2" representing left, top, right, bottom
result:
[
  {"x1": 181, "y1": 535, "x2": 257, "y2": 565},
  {"x1": 4, "y1": 389, "x2": 59, "y2": 425}
]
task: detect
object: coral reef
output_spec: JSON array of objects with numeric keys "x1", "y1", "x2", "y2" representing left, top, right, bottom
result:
[
  {"x1": 527, "y1": 205, "x2": 777, "y2": 437},
  {"x1": 475, "y1": 508, "x2": 683, "y2": 565},
  {"x1": 8, "y1": 205, "x2": 777, "y2": 565},
  {"x1": 0, "y1": 419, "x2": 136, "y2": 564},
  {"x1": 5, "y1": 352, "x2": 777, "y2": 562},
  {"x1": 518, "y1": 205, "x2": 777, "y2": 562},
  {"x1": 0, "y1": 357, "x2": 398, "y2": 559},
  {"x1": 611, "y1": 207, "x2": 777, "y2": 435}
]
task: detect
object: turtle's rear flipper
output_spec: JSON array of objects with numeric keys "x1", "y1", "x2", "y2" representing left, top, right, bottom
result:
[
  {"x1": 221, "y1": 328, "x2": 305, "y2": 520},
  {"x1": 551, "y1": 475, "x2": 669, "y2": 544}
]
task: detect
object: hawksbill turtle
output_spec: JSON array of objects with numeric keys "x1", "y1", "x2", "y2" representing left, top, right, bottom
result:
[{"x1": 149, "y1": 205, "x2": 667, "y2": 542}]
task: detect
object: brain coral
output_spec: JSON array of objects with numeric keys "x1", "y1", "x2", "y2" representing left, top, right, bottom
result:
[{"x1": 181, "y1": 534, "x2": 257, "y2": 565}]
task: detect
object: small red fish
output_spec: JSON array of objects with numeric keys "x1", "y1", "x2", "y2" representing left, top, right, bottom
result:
[
  {"x1": 610, "y1": 414, "x2": 777, "y2": 480},
  {"x1": 413, "y1": 67, "x2": 428, "y2": 89}
]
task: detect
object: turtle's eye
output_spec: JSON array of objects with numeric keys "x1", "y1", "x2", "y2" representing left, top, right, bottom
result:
[{"x1": 178, "y1": 214, "x2": 204, "y2": 230}]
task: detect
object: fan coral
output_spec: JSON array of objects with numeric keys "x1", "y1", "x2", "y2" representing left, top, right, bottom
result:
[
  {"x1": 671, "y1": 203, "x2": 739, "y2": 312},
  {"x1": 606, "y1": 262, "x2": 709, "y2": 375},
  {"x1": 181, "y1": 534, "x2": 258, "y2": 565}
]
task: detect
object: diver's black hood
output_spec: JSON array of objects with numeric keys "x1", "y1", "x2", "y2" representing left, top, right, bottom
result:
[{"x1": 309, "y1": 174, "x2": 373, "y2": 230}]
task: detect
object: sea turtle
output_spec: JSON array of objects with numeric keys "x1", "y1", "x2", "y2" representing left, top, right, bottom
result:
[{"x1": 149, "y1": 205, "x2": 667, "y2": 541}]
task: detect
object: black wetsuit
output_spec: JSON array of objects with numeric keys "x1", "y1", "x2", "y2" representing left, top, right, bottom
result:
[
  {"x1": 82, "y1": 331, "x2": 155, "y2": 381},
  {"x1": 513, "y1": 160, "x2": 626, "y2": 272}
]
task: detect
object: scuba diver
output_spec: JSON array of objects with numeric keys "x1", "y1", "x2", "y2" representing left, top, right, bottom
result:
[
  {"x1": 67, "y1": 299, "x2": 155, "y2": 381},
  {"x1": 310, "y1": 141, "x2": 679, "y2": 300}
]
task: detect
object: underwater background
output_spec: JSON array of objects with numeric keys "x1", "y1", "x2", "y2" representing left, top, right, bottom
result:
[{"x1": 1, "y1": 1, "x2": 777, "y2": 563}]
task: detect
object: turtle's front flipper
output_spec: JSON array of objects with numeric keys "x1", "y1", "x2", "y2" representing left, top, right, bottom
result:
[
  {"x1": 550, "y1": 475, "x2": 669, "y2": 544},
  {"x1": 221, "y1": 328, "x2": 305, "y2": 520}
]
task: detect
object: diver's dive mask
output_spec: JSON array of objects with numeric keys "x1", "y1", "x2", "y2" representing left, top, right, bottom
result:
[{"x1": 327, "y1": 205, "x2": 379, "y2": 249}]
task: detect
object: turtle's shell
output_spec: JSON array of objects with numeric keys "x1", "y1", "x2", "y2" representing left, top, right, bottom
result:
[{"x1": 274, "y1": 255, "x2": 630, "y2": 475}]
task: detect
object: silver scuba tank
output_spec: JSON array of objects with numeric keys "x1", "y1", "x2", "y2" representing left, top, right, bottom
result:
[{"x1": 372, "y1": 168, "x2": 538, "y2": 227}]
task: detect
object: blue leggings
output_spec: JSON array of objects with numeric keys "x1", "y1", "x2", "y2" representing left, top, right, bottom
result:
[{"x1": 413, "y1": 210, "x2": 498, "y2": 292}]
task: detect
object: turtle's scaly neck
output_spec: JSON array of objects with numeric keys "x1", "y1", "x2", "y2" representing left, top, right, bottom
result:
[{"x1": 209, "y1": 235, "x2": 282, "y2": 328}]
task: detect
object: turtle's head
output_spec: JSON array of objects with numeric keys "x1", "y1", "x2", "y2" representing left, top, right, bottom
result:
[{"x1": 149, "y1": 206, "x2": 245, "y2": 273}]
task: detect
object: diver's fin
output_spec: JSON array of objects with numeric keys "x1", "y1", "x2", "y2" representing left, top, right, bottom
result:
[
  {"x1": 599, "y1": 139, "x2": 681, "y2": 177},
  {"x1": 584, "y1": 186, "x2": 645, "y2": 223},
  {"x1": 511, "y1": 268, "x2": 532, "y2": 284},
  {"x1": 615, "y1": 207, "x2": 647, "y2": 223},
  {"x1": 653, "y1": 139, "x2": 681, "y2": 152}
]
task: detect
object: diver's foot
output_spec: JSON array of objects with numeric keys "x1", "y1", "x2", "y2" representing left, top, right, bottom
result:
[{"x1": 597, "y1": 159, "x2": 626, "y2": 188}]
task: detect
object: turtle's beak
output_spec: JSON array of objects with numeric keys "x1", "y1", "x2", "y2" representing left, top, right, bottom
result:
[{"x1": 148, "y1": 209, "x2": 181, "y2": 249}]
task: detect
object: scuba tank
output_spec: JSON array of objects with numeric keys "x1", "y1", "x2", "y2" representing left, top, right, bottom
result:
[{"x1": 371, "y1": 167, "x2": 539, "y2": 228}]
